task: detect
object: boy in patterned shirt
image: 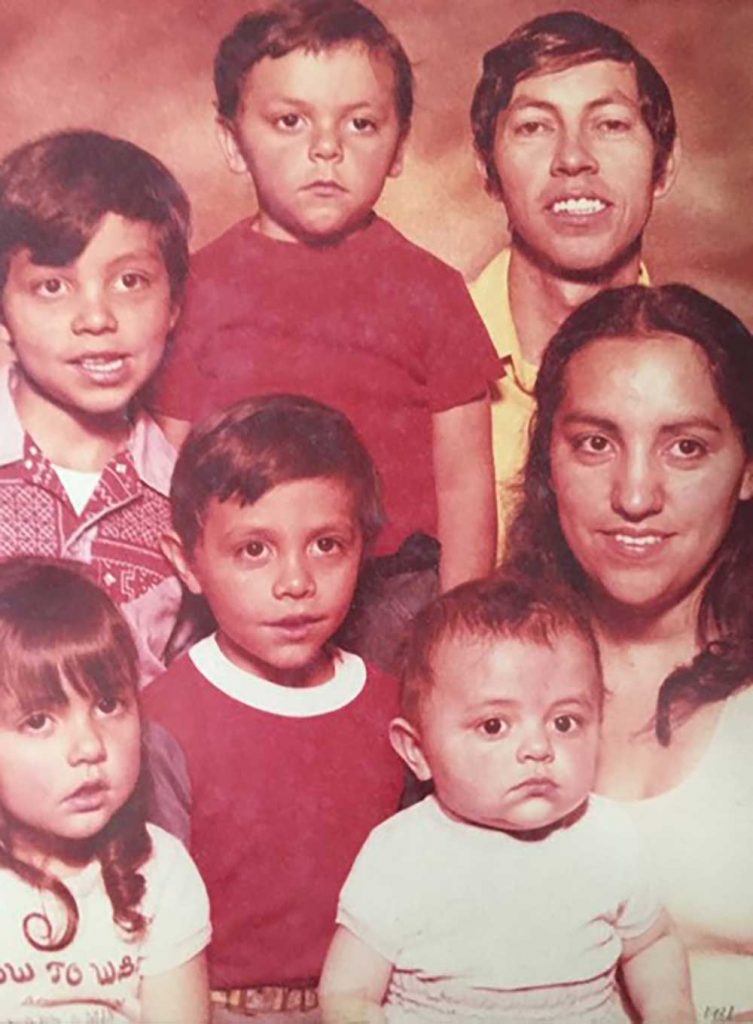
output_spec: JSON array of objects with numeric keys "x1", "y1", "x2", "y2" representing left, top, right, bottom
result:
[{"x1": 0, "y1": 129, "x2": 191, "y2": 683}]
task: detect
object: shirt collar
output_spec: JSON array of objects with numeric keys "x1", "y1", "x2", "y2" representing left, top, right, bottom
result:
[
  {"x1": 470, "y1": 248, "x2": 538, "y2": 392},
  {"x1": 0, "y1": 363, "x2": 175, "y2": 495},
  {"x1": 470, "y1": 248, "x2": 650, "y2": 394},
  {"x1": 189, "y1": 634, "x2": 367, "y2": 717},
  {"x1": 127, "y1": 410, "x2": 176, "y2": 497}
]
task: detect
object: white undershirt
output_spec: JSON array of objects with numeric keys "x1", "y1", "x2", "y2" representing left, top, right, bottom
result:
[{"x1": 51, "y1": 463, "x2": 101, "y2": 515}]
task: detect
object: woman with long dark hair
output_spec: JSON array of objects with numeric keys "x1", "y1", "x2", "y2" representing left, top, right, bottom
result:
[{"x1": 504, "y1": 284, "x2": 753, "y2": 1019}]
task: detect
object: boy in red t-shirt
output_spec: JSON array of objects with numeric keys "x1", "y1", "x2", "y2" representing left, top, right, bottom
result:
[
  {"x1": 144, "y1": 394, "x2": 404, "y2": 1021},
  {"x1": 152, "y1": 0, "x2": 499, "y2": 650}
]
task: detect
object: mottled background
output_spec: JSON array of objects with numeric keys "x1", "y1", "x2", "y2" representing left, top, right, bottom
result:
[{"x1": 1, "y1": 0, "x2": 751, "y2": 323}]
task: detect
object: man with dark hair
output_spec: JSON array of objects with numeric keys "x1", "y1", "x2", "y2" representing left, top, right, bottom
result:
[{"x1": 467, "y1": 11, "x2": 679, "y2": 554}]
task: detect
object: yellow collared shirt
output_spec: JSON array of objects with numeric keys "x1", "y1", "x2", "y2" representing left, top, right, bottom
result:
[{"x1": 467, "y1": 248, "x2": 648, "y2": 558}]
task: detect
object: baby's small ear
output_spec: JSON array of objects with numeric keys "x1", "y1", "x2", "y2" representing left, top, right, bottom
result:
[
  {"x1": 160, "y1": 531, "x2": 203, "y2": 596},
  {"x1": 389, "y1": 717, "x2": 432, "y2": 782}
]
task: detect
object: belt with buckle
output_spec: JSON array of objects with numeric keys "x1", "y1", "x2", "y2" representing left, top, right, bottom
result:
[{"x1": 210, "y1": 982, "x2": 319, "y2": 1015}]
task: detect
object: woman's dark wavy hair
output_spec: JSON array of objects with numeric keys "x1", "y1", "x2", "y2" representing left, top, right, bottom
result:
[
  {"x1": 504, "y1": 284, "x2": 753, "y2": 742},
  {"x1": 0, "y1": 558, "x2": 151, "y2": 951}
]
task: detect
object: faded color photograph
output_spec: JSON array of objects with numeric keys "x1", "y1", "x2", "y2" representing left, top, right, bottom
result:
[
  {"x1": 1, "y1": 1, "x2": 751, "y2": 316},
  {"x1": 0, "y1": 2, "x2": 752, "y2": 1023}
]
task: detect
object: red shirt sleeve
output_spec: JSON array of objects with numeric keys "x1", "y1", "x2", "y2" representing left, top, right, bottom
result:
[
  {"x1": 149, "y1": 268, "x2": 210, "y2": 421},
  {"x1": 422, "y1": 263, "x2": 503, "y2": 413}
]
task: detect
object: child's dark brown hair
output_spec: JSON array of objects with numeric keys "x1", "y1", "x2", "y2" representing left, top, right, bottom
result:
[
  {"x1": 0, "y1": 130, "x2": 190, "y2": 304},
  {"x1": 170, "y1": 393, "x2": 384, "y2": 555},
  {"x1": 400, "y1": 573, "x2": 602, "y2": 725},
  {"x1": 215, "y1": 0, "x2": 414, "y2": 137}
]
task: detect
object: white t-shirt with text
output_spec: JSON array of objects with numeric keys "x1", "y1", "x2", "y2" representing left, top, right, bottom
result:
[{"x1": 0, "y1": 824, "x2": 210, "y2": 1024}]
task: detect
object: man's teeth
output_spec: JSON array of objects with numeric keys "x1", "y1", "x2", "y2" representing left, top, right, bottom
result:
[
  {"x1": 614, "y1": 534, "x2": 663, "y2": 547},
  {"x1": 552, "y1": 197, "x2": 607, "y2": 215},
  {"x1": 79, "y1": 357, "x2": 125, "y2": 373}
]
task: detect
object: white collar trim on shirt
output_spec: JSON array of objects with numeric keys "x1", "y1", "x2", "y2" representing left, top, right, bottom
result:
[
  {"x1": 0, "y1": 363, "x2": 175, "y2": 495},
  {"x1": 188, "y1": 633, "x2": 367, "y2": 717}
]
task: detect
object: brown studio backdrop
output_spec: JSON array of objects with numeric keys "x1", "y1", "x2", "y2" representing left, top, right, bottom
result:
[
  {"x1": 0, "y1": 0, "x2": 752, "y2": 325},
  {"x1": 0, "y1": 7, "x2": 749, "y2": 1016}
]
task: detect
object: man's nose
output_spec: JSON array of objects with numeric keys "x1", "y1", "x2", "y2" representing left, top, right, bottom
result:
[{"x1": 551, "y1": 127, "x2": 598, "y2": 178}]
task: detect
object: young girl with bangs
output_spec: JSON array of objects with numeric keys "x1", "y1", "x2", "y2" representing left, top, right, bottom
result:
[{"x1": 0, "y1": 557, "x2": 211, "y2": 1024}]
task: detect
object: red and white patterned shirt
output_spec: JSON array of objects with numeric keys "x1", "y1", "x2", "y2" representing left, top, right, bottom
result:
[{"x1": 0, "y1": 365, "x2": 180, "y2": 685}]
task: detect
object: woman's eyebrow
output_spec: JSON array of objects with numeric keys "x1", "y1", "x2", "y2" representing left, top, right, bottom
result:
[
  {"x1": 658, "y1": 418, "x2": 722, "y2": 435},
  {"x1": 557, "y1": 412, "x2": 618, "y2": 432},
  {"x1": 557, "y1": 412, "x2": 724, "y2": 435}
]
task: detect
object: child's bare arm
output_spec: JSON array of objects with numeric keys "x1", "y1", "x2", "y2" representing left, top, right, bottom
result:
[
  {"x1": 432, "y1": 394, "x2": 496, "y2": 590},
  {"x1": 319, "y1": 926, "x2": 392, "y2": 1024},
  {"x1": 141, "y1": 951, "x2": 209, "y2": 1024},
  {"x1": 621, "y1": 911, "x2": 695, "y2": 1023}
]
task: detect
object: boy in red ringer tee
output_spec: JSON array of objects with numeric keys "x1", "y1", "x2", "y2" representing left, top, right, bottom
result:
[
  {"x1": 144, "y1": 395, "x2": 404, "y2": 1022},
  {"x1": 151, "y1": 0, "x2": 499, "y2": 662}
]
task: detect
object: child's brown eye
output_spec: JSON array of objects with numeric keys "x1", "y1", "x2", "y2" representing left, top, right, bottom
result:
[
  {"x1": 96, "y1": 696, "x2": 121, "y2": 716},
  {"x1": 36, "y1": 278, "x2": 65, "y2": 297},
  {"x1": 481, "y1": 718, "x2": 503, "y2": 736},
  {"x1": 118, "y1": 271, "x2": 147, "y2": 291},
  {"x1": 243, "y1": 541, "x2": 266, "y2": 559},
  {"x1": 553, "y1": 715, "x2": 578, "y2": 733},
  {"x1": 22, "y1": 712, "x2": 50, "y2": 732}
]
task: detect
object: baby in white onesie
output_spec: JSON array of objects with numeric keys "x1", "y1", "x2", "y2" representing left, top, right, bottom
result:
[{"x1": 320, "y1": 575, "x2": 695, "y2": 1024}]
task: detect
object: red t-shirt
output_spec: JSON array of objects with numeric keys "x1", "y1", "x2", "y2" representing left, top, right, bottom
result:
[
  {"x1": 144, "y1": 642, "x2": 403, "y2": 988},
  {"x1": 152, "y1": 216, "x2": 499, "y2": 554}
]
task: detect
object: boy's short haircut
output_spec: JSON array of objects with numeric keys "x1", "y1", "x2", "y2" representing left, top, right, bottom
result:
[
  {"x1": 214, "y1": 0, "x2": 414, "y2": 134},
  {"x1": 170, "y1": 393, "x2": 384, "y2": 553},
  {"x1": 0, "y1": 130, "x2": 191, "y2": 303},
  {"x1": 400, "y1": 573, "x2": 601, "y2": 723},
  {"x1": 471, "y1": 10, "x2": 676, "y2": 197}
]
